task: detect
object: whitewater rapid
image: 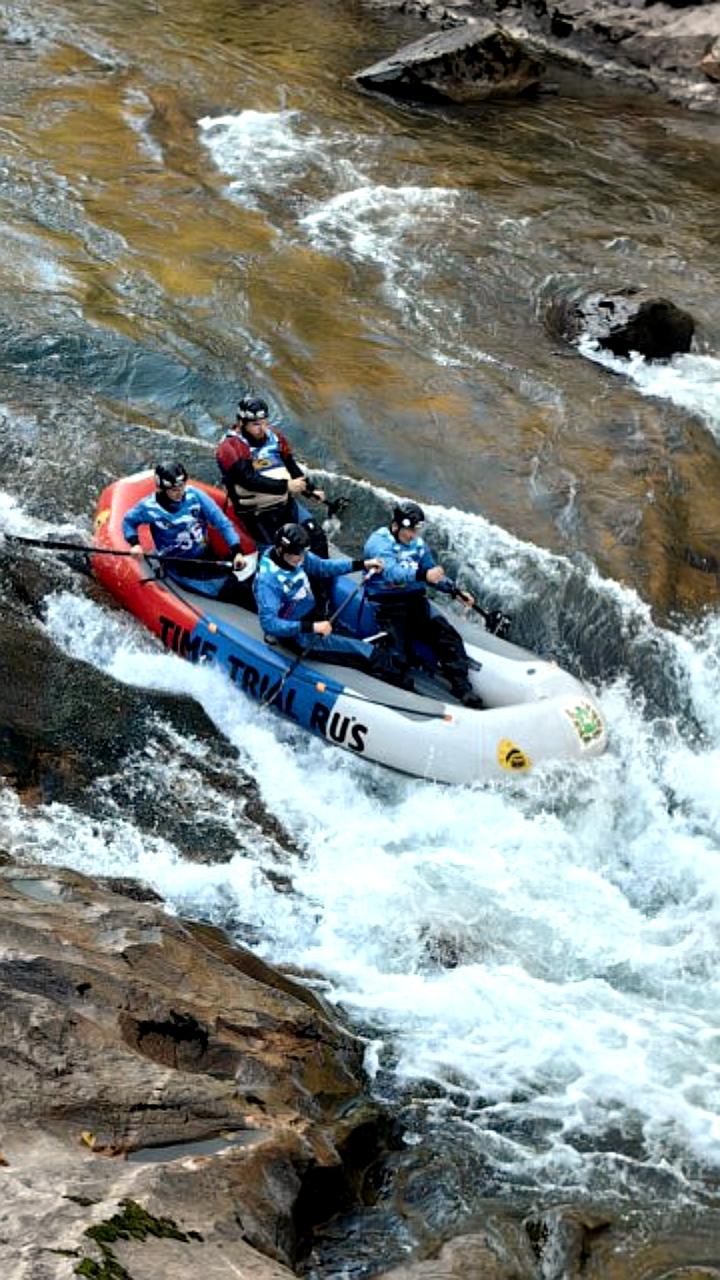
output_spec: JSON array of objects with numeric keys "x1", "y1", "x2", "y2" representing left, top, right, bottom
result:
[
  {"x1": 2, "y1": 64, "x2": 720, "y2": 1219},
  {"x1": 3, "y1": 486, "x2": 720, "y2": 1203}
]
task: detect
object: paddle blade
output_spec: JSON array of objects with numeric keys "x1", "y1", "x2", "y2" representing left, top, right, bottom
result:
[{"x1": 483, "y1": 608, "x2": 512, "y2": 639}]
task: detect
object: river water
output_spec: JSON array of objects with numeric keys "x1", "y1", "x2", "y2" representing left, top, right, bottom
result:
[{"x1": 1, "y1": 0, "x2": 720, "y2": 1270}]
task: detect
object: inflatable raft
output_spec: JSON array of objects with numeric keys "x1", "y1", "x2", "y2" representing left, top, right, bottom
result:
[{"x1": 92, "y1": 471, "x2": 608, "y2": 785}]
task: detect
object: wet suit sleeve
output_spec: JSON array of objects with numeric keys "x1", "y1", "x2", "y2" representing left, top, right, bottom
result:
[
  {"x1": 303, "y1": 552, "x2": 353, "y2": 579},
  {"x1": 121, "y1": 498, "x2": 152, "y2": 547},
  {"x1": 277, "y1": 432, "x2": 304, "y2": 481},
  {"x1": 193, "y1": 489, "x2": 243, "y2": 551},
  {"x1": 217, "y1": 437, "x2": 289, "y2": 496},
  {"x1": 416, "y1": 545, "x2": 450, "y2": 586}
]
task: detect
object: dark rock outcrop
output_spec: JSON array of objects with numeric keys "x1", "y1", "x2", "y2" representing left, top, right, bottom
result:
[
  {"x1": 544, "y1": 286, "x2": 695, "y2": 360},
  {"x1": 0, "y1": 549, "x2": 214, "y2": 804},
  {"x1": 0, "y1": 865, "x2": 391, "y2": 1278},
  {"x1": 700, "y1": 33, "x2": 720, "y2": 79},
  {"x1": 0, "y1": 546, "x2": 301, "y2": 861},
  {"x1": 361, "y1": 0, "x2": 720, "y2": 113},
  {"x1": 354, "y1": 21, "x2": 543, "y2": 101}
]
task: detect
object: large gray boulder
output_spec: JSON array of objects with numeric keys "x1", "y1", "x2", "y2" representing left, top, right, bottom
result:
[{"x1": 353, "y1": 21, "x2": 543, "y2": 101}]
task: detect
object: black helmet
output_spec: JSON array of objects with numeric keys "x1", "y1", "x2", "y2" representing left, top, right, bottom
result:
[
  {"x1": 392, "y1": 501, "x2": 425, "y2": 530},
  {"x1": 276, "y1": 523, "x2": 310, "y2": 555},
  {"x1": 237, "y1": 395, "x2": 269, "y2": 422},
  {"x1": 154, "y1": 461, "x2": 188, "y2": 491}
]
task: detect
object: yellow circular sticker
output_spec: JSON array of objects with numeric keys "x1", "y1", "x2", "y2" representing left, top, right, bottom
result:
[
  {"x1": 497, "y1": 738, "x2": 532, "y2": 771},
  {"x1": 95, "y1": 508, "x2": 110, "y2": 528}
]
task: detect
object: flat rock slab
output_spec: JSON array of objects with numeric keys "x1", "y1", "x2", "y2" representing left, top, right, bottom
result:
[{"x1": 354, "y1": 21, "x2": 543, "y2": 101}]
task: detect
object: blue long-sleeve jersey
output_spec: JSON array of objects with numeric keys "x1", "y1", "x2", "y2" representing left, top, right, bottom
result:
[
  {"x1": 122, "y1": 487, "x2": 239, "y2": 557},
  {"x1": 362, "y1": 526, "x2": 453, "y2": 597},
  {"x1": 254, "y1": 550, "x2": 354, "y2": 639},
  {"x1": 122, "y1": 487, "x2": 241, "y2": 596}
]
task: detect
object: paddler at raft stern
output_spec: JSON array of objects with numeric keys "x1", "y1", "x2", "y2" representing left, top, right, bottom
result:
[{"x1": 216, "y1": 395, "x2": 329, "y2": 556}]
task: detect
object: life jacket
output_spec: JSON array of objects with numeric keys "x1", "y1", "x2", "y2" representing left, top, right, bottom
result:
[
  {"x1": 221, "y1": 427, "x2": 291, "y2": 513},
  {"x1": 123, "y1": 490, "x2": 212, "y2": 557},
  {"x1": 256, "y1": 552, "x2": 316, "y2": 623}
]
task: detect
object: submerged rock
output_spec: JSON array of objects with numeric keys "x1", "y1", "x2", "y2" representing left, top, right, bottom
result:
[
  {"x1": 544, "y1": 286, "x2": 695, "y2": 360},
  {"x1": 353, "y1": 21, "x2": 543, "y2": 102},
  {"x1": 374, "y1": 1205, "x2": 720, "y2": 1278},
  {"x1": 700, "y1": 34, "x2": 720, "y2": 80}
]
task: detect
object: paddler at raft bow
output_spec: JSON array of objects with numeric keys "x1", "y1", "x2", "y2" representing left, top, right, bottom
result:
[
  {"x1": 216, "y1": 395, "x2": 330, "y2": 557},
  {"x1": 363, "y1": 502, "x2": 484, "y2": 709},
  {"x1": 122, "y1": 461, "x2": 256, "y2": 609},
  {"x1": 253, "y1": 522, "x2": 411, "y2": 690}
]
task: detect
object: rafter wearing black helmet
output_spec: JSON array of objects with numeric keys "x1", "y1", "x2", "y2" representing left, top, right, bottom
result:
[
  {"x1": 361, "y1": 502, "x2": 483, "y2": 709},
  {"x1": 121, "y1": 460, "x2": 256, "y2": 611},
  {"x1": 216, "y1": 394, "x2": 329, "y2": 557},
  {"x1": 236, "y1": 396, "x2": 269, "y2": 423},
  {"x1": 275, "y1": 522, "x2": 311, "y2": 558},
  {"x1": 254, "y1": 525, "x2": 409, "y2": 688},
  {"x1": 154, "y1": 461, "x2": 188, "y2": 493},
  {"x1": 392, "y1": 501, "x2": 425, "y2": 530}
]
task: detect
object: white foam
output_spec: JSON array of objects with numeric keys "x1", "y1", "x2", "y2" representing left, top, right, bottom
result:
[
  {"x1": 198, "y1": 109, "x2": 362, "y2": 210},
  {"x1": 301, "y1": 184, "x2": 458, "y2": 307},
  {"x1": 5, "y1": 483, "x2": 720, "y2": 1194},
  {"x1": 578, "y1": 338, "x2": 720, "y2": 437}
]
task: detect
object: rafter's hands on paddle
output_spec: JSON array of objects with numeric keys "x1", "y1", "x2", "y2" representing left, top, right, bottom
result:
[
  {"x1": 307, "y1": 489, "x2": 350, "y2": 519},
  {"x1": 129, "y1": 542, "x2": 246, "y2": 574},
  {"x1": 434, "y1": 574, "x2": 511, "y2": 638},
  {"x1": 454, "y1": 587, "x2": 476, "y2": 608},
  {"x1": 424, "y1": 564, "x2": 474, "y2": 607}
]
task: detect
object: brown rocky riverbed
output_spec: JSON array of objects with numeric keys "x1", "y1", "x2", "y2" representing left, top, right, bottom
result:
[
  {"x1": 3, "y1": 857, "x2": 720, "y2": 1280},
  {"x1": 0, "y1": 859, "x2": 394, "y2": 1279}
]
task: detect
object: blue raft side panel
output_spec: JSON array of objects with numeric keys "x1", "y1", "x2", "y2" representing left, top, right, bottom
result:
[{"x1": 182, "y1": 610, "x2": 365, "y2": 749}]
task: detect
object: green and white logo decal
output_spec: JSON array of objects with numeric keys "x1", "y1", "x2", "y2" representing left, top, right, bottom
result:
[{"x1": 566, "y1": 701, "x2": 604, "y2": 746}]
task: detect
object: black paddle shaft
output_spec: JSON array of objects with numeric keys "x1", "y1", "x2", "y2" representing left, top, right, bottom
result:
[
  {"x1": 4, "y1": 533, "x2": 235, "y2": 569},
  {"x1": 442, "y1": 577, "x2": 512, "y2": 639}
]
